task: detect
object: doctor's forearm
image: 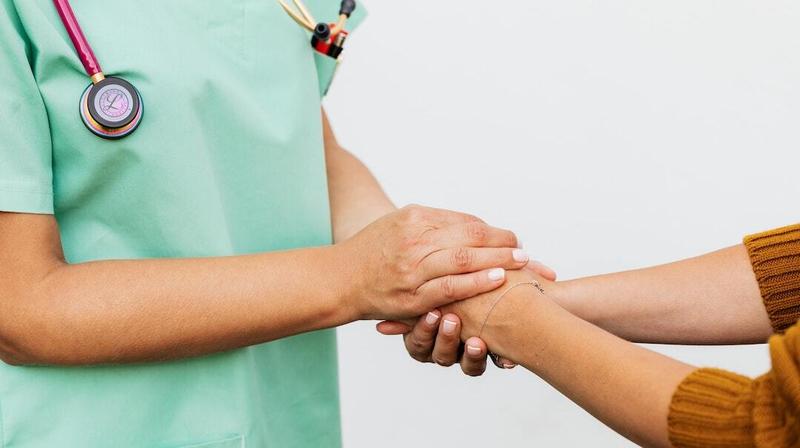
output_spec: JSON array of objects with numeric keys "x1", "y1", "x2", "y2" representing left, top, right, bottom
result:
[
  {"x1": 1, "y1": 208, "x2": 524, "y2": 366},
  {"x1": 2, "y1": 247, "x2": 357, "y2": 366},
  {"x1": 322, "y1": 110, "x2": 396, "y2": 242},
  {"x1": 552, "y1": 245, "x2": 772, "y2": 344}
]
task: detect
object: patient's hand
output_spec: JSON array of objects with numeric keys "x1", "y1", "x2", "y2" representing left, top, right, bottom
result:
[{"x1": 376, "y1": 262, "x2": 556, "y2": 376}]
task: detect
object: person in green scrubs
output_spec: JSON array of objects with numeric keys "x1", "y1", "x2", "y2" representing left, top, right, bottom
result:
[{"x1": 0, "y1": 1, "x2": 535, "y2": 447}]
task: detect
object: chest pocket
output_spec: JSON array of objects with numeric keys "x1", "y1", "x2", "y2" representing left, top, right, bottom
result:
[{"x1": 166, "y1": 1, "x2": 247, "y2": 61}]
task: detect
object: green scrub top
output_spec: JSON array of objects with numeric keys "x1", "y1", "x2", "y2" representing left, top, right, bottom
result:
[{"x1": 0, "y1": 0, "x2": 365, "y2": 446}]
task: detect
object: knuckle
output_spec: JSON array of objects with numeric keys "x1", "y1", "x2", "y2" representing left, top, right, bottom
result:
[
  {"x1": 505, "y1": 230, "x2": 519, "y2": 247},
  {"x1": 416, "y1": 328, "x2": 436, "y2": 343},
  {"x1": 442, "y1": 332, "x2": 460, "y2": 344},
  {"x1": 464, "y1": 366, "x2": 485, "y2": 377},
  {"x1": 400, "y1": 235, "x2": 420, "y2": 251},
  {"x1": 407, "y1": 338, "x2": 422, "y2": 352},
  {"x1": 433, "y1": 357, "x2": 454, "y2": 367},
  {"x1": 463, "y1": 213, "x2": 484, "y2": 223},
  {"x1": 451, "y1": 247, "x2": 474, "y2": 270},
  {"x1": 394, "y1": 261, "x2": 413, "y2": 276},
  {"x1": 408, "y1": 338, "x2": 429, "y2": 355},
  {"x1": 466, "y1": 222, "x2": 489, "y2": 245},
  {"x1": 399, "y1": 272, "x2": 418, "y2": 290},
  {"x1": 409, "y1": 351, "x2": 429, "y2": 362},
  {"x1": 402, "y1": 204, "x2": 425, "y2": 223},
  {"x1": 470, "y1": 272, "x2": 485, "y2": 291},
  {"x1": 440, "y1": 276, "x2": 458, "y2": 299},
  {"x1": 492, "y1": 249, "x2": 513, "y2": 265}
]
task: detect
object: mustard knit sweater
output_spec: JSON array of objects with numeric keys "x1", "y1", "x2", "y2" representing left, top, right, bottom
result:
[{"x1": 668, "y1": 224, "x2": 800, "y2": 447}]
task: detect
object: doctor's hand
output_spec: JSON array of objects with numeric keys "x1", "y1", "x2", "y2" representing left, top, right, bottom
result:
[
  {"x1": 339, "y1": 205, "x2": 528, "y2": 321},
  {"x1": 374, "y1": 261, "x2": 556, "y2": 376}
]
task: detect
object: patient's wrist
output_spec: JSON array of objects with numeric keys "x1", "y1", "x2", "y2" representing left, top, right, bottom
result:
[
  {"x1": 479, "y1": 279, "x2": 551, "y2": 358},
  {"x1": 548, "y1": 280, "x2": 584, "y2": 318}
]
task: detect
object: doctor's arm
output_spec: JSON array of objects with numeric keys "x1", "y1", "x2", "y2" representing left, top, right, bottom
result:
[
  {"x1": 322, "y1": 109, "x2": 502, "y2": 374},
  {"x1": 0, "y1": 206, "x2": 526, "y2": 366},
  {"x1": 322, "y1": 109, "x2": 396, "y2": 242},
  {"x1": 321, "y1": 108, "x2": 558, "y2": 374}
]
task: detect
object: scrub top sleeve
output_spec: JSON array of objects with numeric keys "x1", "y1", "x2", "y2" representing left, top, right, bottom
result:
[
  {"x1": 307, "y1": 0, "x2": 367, "y2": 97},
  {"x1": 0, "y1": 1, "x2": 55, "y2": 214}
]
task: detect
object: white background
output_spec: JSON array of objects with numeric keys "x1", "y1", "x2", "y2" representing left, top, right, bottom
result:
[{"x1": 324, "y1": 1, "x2": 800, "y2": 446}]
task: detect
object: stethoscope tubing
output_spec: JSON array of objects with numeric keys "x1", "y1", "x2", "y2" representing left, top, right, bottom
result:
[
  {"x1": 53, "y1": 0, "x2": 102, "y2": 79},
  {"x1": 51, "y1": 0, "x2": 353, "y2": 139}
]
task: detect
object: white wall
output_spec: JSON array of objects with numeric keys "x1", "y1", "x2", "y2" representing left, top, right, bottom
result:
[{"x1": 324, "y1": 1, "x2": 800, "y2": 446}]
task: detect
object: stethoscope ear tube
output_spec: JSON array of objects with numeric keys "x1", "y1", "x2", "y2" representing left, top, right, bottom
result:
[
  {"x1": 339, "y1": 0, "x2": 356, "y2": 17},
  {"x1": 278, "y1": 0, "x2": 356, "y2": 58}
]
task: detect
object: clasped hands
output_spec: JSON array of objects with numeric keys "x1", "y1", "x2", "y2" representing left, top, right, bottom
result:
[
  {"x1": 377, "y1": 266, "x2": 556, "y2": 376},
  {"x1": 338, "y1": 204, "x2": 555, "y2": 377}
]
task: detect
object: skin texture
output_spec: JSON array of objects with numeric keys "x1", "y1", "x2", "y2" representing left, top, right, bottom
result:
[
  {"x1": 322, "y1": 111, "x2": 396, "y2": 243},
  {"x1": 324, "y1": 111, "x2": 540, "y2": 373},
  {"x1": 379, "y1": 242, "x2": 772, "y2": 445},
  {"x1": 441, "y1": 270, "x2": 695, "y2": 448},
  {"x1": 0, "y1": 109, "x2": 526, "y2": 366},
  {"x1": 378, "y1": 263, "x2": 557, "y2": 376},
  {"x1": 553, "y1": 244, "x2": 772, "y2": 344},
  {"x1": 381, "y1": 243, "x2": 772, "y2": 374}
]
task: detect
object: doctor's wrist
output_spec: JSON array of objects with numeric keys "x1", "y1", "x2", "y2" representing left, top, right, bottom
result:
[
  {"x1": 286, "y1": 244, "x2": 362, "y2": 328},
  {"x1": 324, "y1": 244, "x2": 367, "y2": 324}
]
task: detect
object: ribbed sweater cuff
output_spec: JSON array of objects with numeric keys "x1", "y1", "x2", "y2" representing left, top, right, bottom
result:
[
  {"x1": 744, "y1": 224, "x2": 800, "y2": 333},
  {"x1": 668, "y1": 368, "x2": 754, "y2": 448}
]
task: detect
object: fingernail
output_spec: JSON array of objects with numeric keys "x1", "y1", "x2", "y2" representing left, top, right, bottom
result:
[
  {"x1": 512, "y1": 249, "x2": 529, "y2": 263},
  {"x1": 517, "y1": 238, "x2": 524, "y2": 249},
  {"x1": 502, "y1": 363, "x2": 515, "y2": 369},
  {"x1": 466, "y1": 344, "x2": 482, "y2": 356},
  {"x1": 425, "y1": 312, "x2": 440, "y2": 325},
  {"x1": 488, "y1": 268, "x2": 505, "y2": 281},
  {"x1": 442, "y1": 319, "x2": 457, "y2": 335}
]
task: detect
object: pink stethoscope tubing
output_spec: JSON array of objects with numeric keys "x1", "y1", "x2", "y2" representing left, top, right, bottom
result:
[{"x1": 52, "y1": 0, "x2": 103, "y2": 79}]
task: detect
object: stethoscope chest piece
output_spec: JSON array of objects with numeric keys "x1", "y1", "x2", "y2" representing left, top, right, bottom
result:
[
  {"x1": 54, "y1": 0, "x2": 143, "y2": 139},
  {"x1": 80, "y1": 76, "x2": 143, "y2": 139}
]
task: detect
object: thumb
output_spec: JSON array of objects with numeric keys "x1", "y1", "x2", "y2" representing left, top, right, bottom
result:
[{"x1": 376, "y1": 320, "x2": 413, "y2": 335}]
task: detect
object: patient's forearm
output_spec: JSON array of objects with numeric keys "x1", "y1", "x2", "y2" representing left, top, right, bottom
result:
[
  {"x1": 480, "y1": 288, "x2": 694, "y2": 448},
  {"x1": 552, "y1": 245, "x2": 771, "y2": 344}
]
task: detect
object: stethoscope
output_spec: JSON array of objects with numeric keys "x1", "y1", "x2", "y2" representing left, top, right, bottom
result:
[{"x1": 53, "y1": 0, "x2": 357, "y2": 140}]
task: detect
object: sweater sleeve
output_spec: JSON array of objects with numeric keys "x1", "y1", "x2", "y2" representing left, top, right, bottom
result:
[
  {"x1": 744, "y1": 224, "x2": 800, "y2": 333},
  {"x1": 667, "y1": 224, "x2": 800, "y2": 447},
  {"x1": 668, "y1": 326, "x2": 800, "y2": 448}
]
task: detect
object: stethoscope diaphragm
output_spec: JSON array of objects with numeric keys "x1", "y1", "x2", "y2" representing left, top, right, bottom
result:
[{"x1": 79, "y1": 77, "x2": 143, "y2": 139}]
